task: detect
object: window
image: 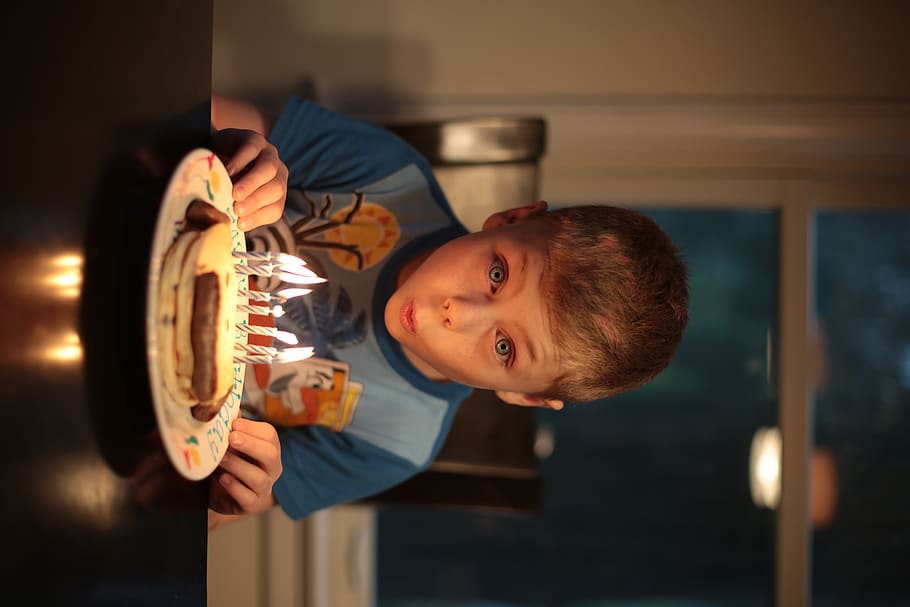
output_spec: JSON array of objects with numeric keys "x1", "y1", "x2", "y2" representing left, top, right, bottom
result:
[{"x1": 811, "y1": 210, "x2": 910, "y2": 606}]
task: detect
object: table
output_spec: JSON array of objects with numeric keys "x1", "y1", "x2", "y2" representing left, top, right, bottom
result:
[{"x1": 1, "y1": 2, "x2": 215, "y2": 604}]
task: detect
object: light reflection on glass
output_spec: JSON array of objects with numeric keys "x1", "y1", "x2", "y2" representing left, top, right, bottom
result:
[
  {"x1": 750, "y1": 426, "x2": 782, "y2": 510},
  {"x1": 41, "y1": 253, "x2": 83, "y2": 299},
  {"x1": 50, "y1": 456, "x2": 125, "y2": 531},
  {"x1": 42, "y1": 331, "x2": 83, "y2": 363}
]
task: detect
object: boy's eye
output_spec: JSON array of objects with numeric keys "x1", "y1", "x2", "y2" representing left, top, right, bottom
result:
[
  {"x1": 495, "y1": 335, "x2": 513, "y2": 362},
  {"x1": 488, "y1": 258, "x2": 507, "y2": 290}
]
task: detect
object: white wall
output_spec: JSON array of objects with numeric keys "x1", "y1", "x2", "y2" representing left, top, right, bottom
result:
[
  {"x1": 213, "y1": 0, "x2": 910, "y2": 208},
  {"x1": 214, "y1": 0, "x2": 910, "y2": 104}
]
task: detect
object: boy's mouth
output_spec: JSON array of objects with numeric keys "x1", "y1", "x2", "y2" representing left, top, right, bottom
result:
[{"x1": 400, "y1": 300, "x2": 416, "y2": 334}]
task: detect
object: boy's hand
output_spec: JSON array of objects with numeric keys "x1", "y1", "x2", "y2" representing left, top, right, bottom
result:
[
  {"x1": 211, "y1": 128, "x2": 288, "y2": 231},
  {"x1": 209, "y1": 415, "x2": 282, "y2": 517}
]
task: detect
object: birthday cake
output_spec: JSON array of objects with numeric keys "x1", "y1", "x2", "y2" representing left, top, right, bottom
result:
[{"x1": 157, "y1": 200, "x2": 238, "y2": 422}]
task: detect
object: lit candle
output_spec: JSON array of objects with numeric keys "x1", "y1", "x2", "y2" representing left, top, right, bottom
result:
[
  {"x1": 272, "y1": 347, "x2": 315, "y2": 363},
  {"x1": 232, "y1": 346, "x2": 314, "y2": 365},
  {"x1": 237, "y1": 288, "x2": 312, "y2": 303},
  {"x1": 232, "y1": 251, "x2": 311, "y2": 266},
  {"x1": 233, "y1": 251, "x2": 326, "y2": 285},
  {"x1": 276, "y1": 287, "x2": 312, "y2": 299},
  {"x1": 274, "y1": 271, "x2": 326, "y2": 285},
  {"x1": 234, "y1": 343, "x2": 278, "y2": 356},
  {"x1": 235, "y1": 324, "x2": 299, "y2": 345},
  {"x1": 233, "y1": 354, "x2": 273, "y2": 365},
  {"x1": 236, "y1": 304, "x2": 284, "y2": 318},
  {"x1": 234, "y1": 263, "x2": 275, "y2": 277},
  {"x1": 236, "y1": 289, "x2": 271, "y2": 302}
]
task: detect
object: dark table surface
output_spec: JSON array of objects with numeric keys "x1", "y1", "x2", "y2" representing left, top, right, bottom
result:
[{"x1": 2, "y1": 2, "x2": 215, "y2": 604}]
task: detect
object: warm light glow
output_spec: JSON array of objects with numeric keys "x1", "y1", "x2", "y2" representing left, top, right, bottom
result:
[
  {"x1": 51, "y1": 456, "x2": 124, "y2": 530},
  {"x1": 41, "y1": 253, "x2": 83, "y2": 299},
  {"x1": 749, "y1": 426, "x2": 782, "y2": 510},
  {"x1": 757, "y1": 449, "x2": 779, "y2": 484},
  {"x1": 42, "y1": 332, "x2": 83, "y2": 363},
  {"x1": 533, "y1": 424, "x2": 555, "y2": 460},
  {"x1": 46, "y1": 271, "x2": 80, "y2": 288},
  {"x1": 53, "y1": 254, "x2": 83, "y2": 267},
  {"x1": 57, "y1": 287, "x2": 81, "y2": 299}
]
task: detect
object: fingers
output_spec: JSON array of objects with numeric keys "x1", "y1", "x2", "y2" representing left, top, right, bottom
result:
[
  {"x1": 232, "y1": 154, "x2": 287, "y2": 231},
  {"x1": 228, "y1": 420, "x2": 283, "y2": 479},
  {"x1": 211, "y1": 128, "x2": 288, "y2": 231},
  {"x1": 208, "y1": 419, "x2": 282, "y2": 517},
  {"x1": 238, "y1": 202, "x2": 284, "y2": 232},
  {"x1": 218, "y1": 451, "x2": 270, "y2": 501},
  {"x1": 213, "y1": 440, "x2": 280, "y2": 515},
  {"x1": 232, "y1": 417, "x2": 276, "y2": 440},
  {"x1": 208, "y1": 471, "x2": 238, "y2": 515},
  {"x1": 220, "y1": 132, "x2": 267, "y2": 179},
  {"x1": 232, "y1": 145, "x2": 279, "y2": 201},
  {"x1": 215, "y1": 469, "x2": 259, "y2": 512},
  {"x1": 234, "y1": 181, "x2": 285, "y2": 231}
]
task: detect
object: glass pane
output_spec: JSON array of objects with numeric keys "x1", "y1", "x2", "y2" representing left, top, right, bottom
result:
[
  {"x1": 812, "y1": 211, "x2": 910, "y2": 607},
  {"x1": 376, "y1": 209, "x2": 779, "y2": 607}
]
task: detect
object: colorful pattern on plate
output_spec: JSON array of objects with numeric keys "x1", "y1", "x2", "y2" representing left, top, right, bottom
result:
[{"x1": 146, "y1": 148, "x2": 247, "y2": 481}]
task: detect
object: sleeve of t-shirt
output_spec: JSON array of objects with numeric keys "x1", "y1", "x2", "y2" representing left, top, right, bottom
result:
[
  {"x1": 271, "y1": 424, "x2": 421, "y2": 520},
  {"x1": 267, "y1": 97, "x2": 438, "y2": 194}
]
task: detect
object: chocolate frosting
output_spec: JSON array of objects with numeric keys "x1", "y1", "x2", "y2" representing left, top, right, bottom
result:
[
  {"x1": 190, "y1": 271, "x2": 219, "y2": 402},
  {"x1": 185, "y1": 199, "x2": 230, "y2": 230}
]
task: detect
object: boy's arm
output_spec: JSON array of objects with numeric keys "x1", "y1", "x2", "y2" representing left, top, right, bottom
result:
[
  {"x1": 263, "y1": 98, "x2": 435, "y2": 196},
  {"x1": 216, "y1": 95, "x2": 451, "y2": 224},
  {"x1": 211, "y1": 94, "x2": 277, "y2": 137},
  {"x1": 208, "y1": 509, "x2": 256, "y2": 531}
]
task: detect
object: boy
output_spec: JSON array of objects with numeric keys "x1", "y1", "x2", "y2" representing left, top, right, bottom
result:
[{"x1": 208, "y1": 96, "x2": 688, "y2": 529}]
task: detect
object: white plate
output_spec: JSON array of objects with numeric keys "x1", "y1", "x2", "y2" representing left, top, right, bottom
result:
[{"x1": 146, "y1": 148, "x2": 247, "y2": 481}]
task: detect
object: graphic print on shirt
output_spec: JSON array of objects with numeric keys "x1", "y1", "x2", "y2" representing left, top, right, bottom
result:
[
  {"x1": 244, "y1": 358, "x2": 362, "y2": 431},
  {"x1": 242, "y1": 188, "x2": 400, "y2": 429},
  {"x1": 286, "y1": 188, "x2": 401, "y2": 271}
]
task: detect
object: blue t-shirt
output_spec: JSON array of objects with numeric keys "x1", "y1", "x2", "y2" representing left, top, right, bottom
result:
[{"x1": 246, "y1": 98, "x2": 473, "y2": 519}]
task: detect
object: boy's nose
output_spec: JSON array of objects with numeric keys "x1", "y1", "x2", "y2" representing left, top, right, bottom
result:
[{"x1": 442, "y1": 295, "x2": 487, "y2": 332}]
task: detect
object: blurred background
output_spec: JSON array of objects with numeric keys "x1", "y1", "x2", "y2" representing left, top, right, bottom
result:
[{"x1": 207, "y1": 1, "x2": 910, "y2": 606}]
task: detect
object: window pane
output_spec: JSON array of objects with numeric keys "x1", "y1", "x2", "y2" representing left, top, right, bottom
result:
[
  {"x1": 376, "y1": 209, "x2": 778, "y2": 607},
  {"x1": 812, "y1": 211, "x2": 910, "y2": 606}
]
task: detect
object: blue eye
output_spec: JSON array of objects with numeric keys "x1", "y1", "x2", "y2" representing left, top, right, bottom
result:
[
  {"x1": 495, "y1": 335, "x2": 513, "y2": 362},
  {"x1": 488, "y1": 258, "x2": 506, "y2": 290}
]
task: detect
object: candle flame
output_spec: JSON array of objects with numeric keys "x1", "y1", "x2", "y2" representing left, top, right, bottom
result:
[
  {"x1": 275, "y1": 272, "x2": 327, "y2": 285},
  {"x1": 274, "y1": 347, "x2": 315, "y2": 363},
  {"x1": 274, "y1": 330, "x2": 299, "y2": 346},
  {"x1": 276, "y1": 288, "x2": 312, "y2": 299}
]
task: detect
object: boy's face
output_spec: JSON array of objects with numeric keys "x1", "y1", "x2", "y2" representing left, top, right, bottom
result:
[{"x1": 384, "y1": 202, "x2": 564, "y2": 409}]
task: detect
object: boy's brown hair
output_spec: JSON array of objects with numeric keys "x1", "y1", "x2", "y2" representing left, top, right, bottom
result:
[{"x1": 533, "y1": 205, "x2": 689, "y2": 402}]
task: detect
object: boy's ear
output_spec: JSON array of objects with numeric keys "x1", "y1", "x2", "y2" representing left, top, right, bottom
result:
[
  {"x1": 495, "y1": 390, "x2": 564, "y2": 411},
  {"x1": 481, "y1": 200, "x2": 549, "y2": 231}
]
